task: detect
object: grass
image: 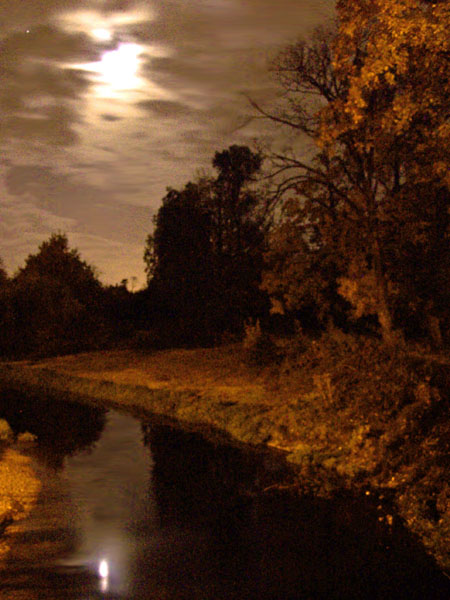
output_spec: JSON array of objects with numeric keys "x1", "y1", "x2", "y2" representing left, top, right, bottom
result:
[{"x1": 31, "y1": 345, "x2": 270, "y2": 401}]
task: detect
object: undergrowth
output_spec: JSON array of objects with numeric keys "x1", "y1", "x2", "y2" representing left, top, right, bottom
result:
[{"x1": 275, "y1": 327, "x2": 450, "y2": 572}]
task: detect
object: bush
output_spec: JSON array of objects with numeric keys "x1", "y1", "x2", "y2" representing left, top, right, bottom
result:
[
  {"x1": 0, "y1": 418, "x2": 13, "y2": 442},
  {"x1": 129, "y1": 329, "x2": 158, "y2": 351},
  {"x1": 17, "y1": 432, "x2": 37, "y2": 444},
  {"x1": 276, "y1": 325, "x2": 448, "y2": 424},
  {"x1": 242, "y1": 320, "x2": 279, "y2": 367}
]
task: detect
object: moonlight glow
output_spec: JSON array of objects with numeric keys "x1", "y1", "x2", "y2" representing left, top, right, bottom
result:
[
  {"x1": 96, "y1": 43, "x2": 143, "y2": 93},
  {"x1": 99, "y1": 559, "x2": 109, "y2": 579},
  {"x1": 91, "y1": 28, "x2": 112, "y2": 41}
]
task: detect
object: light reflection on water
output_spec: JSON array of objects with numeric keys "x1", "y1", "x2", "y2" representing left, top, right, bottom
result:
[{"x1": 61, "y1": 411, "x2": 156, "y2": 596}]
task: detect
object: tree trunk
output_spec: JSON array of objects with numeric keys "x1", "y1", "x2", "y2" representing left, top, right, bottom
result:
[
  {"x1": 427, "y1": 315, "x2": 443, "y2": 348},
  {"x1": 377, "y1": 299, "x2": 395, "y2": 345},
  {"x1": 372, "y1": 233, "x2": 396, "y2": 345},
  {"x1": 425, "y1": 301, "x2": 443, "y2": 348}
]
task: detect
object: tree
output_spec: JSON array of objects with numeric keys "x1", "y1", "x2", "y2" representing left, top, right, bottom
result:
[
  {"x1": 254, "y1": 4, "x2": 450, "y2": 343},
  {"x1": 6, "y1": 233, "x2": 105, "y2": 356},
  {"x1": 208, "y1": 145, "x2": 268, "y2": 333},
  {"x1": 261, "y1": 196, "x2": 350, "y2": 331},
  {"x1": 383, "y1": 184, "x2": 450, "y2": 345},
  {"x1": 143, "y1": 146, "x2": 270, "y2": 343},
  {"x1": 0, "y1": 258, "x2": 11, "y2": 354},
  {"x1": 211, "y1": 145, "x2": 263, "y2": 257},
  {"x1": 0, "y1": 258, "x2": 7, "y2": 287},
  {"x1": 253, "y1": 25, "x2": 386, "y2": 334},
  {"x1": 325, "y1": 0, "x2": 450, "y2": 343},
  {"x1": 144, "y1": 183, "x2": 217, "y2": 344},
  {"x1": 17, "y1": 233, "x2": 101, "y2": 300}
]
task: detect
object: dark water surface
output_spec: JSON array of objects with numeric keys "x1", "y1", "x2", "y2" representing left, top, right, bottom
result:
[{"x1": 0, "y1": 391, "x2": 449, "y2": 599}]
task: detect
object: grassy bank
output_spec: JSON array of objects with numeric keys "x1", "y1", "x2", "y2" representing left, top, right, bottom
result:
[
  {"x1": 0, "y1": 336, "x2": 449, "y2": 574},
  {"x1": 0, "y1": 445, "x2": 41, "y2": 563}
]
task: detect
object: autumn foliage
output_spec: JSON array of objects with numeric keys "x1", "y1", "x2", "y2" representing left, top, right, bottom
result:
[{"x1": 261, "y1": 0, "x2": 450, "y2": 346}]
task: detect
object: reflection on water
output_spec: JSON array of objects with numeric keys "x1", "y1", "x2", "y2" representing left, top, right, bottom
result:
[
  {"x1": 0, "y1": 389, "x2": 107, "y2": 468},
  {"x1": 0, "y1": 393, "x2": 449, "y2": 599},
  {"x1": 144, "y1": 424, "x2": 450, "y2": 600},
  {"x1": 61, "y1": 411, "x2": 155, "y2": 595},
  {"x1": 1, "y1": 407, "x2": 155, "y2": 599}
]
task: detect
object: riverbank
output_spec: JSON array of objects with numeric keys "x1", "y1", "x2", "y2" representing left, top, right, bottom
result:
[
  {"x1": 0, "y1": 339, "x2": 449, "y2": 574},
  {"x1": 0, "y1": 446, "x2": 41, "y2": 563}
]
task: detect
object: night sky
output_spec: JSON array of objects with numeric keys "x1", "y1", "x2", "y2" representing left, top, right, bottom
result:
[{"x1": 1, "y1": 0, "x2": 335, "y2": 286}]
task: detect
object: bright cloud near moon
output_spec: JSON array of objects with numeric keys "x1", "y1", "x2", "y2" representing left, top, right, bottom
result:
[{"x1": 91, "y1": 28, "x2": 112, "y2": 41}]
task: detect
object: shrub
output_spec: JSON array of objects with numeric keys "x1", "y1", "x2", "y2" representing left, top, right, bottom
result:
[
  {"x1": 0, "y1": 418, "x2": 13, "y2": 442},
  {"x1": 277, "y1": 325, "x2": 449, "y2": 430},
  {"x1": 17, "y1": 432, "x2": 37, "y2": 444},
  {"x1": 129, "y1": 329, "x2": 158, "y2": 351},
  {"x1": 242, "y1": 320, "x2": 279, "y2": 367}
]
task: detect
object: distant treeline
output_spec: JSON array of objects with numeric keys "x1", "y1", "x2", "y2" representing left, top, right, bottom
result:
[
  {"x1": 1, "y1": 2, "x2": 449, "y2": 357},
  {"x1": 0, "y1": 234, "x2": 138, "y2": 357}
]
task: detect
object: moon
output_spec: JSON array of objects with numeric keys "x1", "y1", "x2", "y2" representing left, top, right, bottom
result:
[{"x1": 96, "y1": 43, "x2": 143, "y2": 94}]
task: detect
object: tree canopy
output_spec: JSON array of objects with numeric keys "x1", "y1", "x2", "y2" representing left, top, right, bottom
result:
[
  {"x1": 257, "y1": 2, "x2": 450, "y2": 344},
  {"x1": 1, "y1": 233, "x2": 106, "y2": 357},
  {"x1": 16, "y1": 233, "x2": 101, "y2": 299}
]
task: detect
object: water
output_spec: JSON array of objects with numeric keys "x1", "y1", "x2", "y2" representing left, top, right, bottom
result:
[{"x1": 0, "y1": 391, "x2": 449, "y2": 599}]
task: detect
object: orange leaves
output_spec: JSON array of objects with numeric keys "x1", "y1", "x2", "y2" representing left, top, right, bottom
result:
[{"x1": 317, "y1": 0, "x2": 450, "y2": 198}]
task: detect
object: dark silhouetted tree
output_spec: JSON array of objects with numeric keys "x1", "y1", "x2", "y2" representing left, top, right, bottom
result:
[
  {"x1": 144, "y1": 183, "x2": 217, "y2": 345},
  {"x1": 208, "y1": 145, "x2": 268, "y2": 333},
  {"x1": 0, "y1": 258, "x2": 7, "y2": 287},
  {"x1": 0, "y1": 258, "x2": 11, "y2": 353},
  {"x1": 143, "y1": 146, "x2": 270, "y2": 344},
  {"x1": 6, "y1": 233, "x2": 106, "y2": 356}
]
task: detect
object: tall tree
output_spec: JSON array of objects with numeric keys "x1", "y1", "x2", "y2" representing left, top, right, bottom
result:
[
  {"x1": 143, "y1": 146, "x2": 269, "y2": 343},
  {"x1": 211, "y1": 145, "x2": 263, "y2": 257},
  {"x1": 0, "y1": 258, "x2": 11, "y2": 354},
  {"x1": 255, "y1": 4, "x2": 450, "y2": 343},
  {"x1": 144, "y1": 183, "x2": 217, "y2": 344},
  {"x1": 208, "y1": 145, "x2": 268, "y2": 333},
  {"x1": 322, "y1": 0, "x2": 450, "y2": 343},
  {"x1": 0, "y1": 258, "x2": 7, "y2": 287}
]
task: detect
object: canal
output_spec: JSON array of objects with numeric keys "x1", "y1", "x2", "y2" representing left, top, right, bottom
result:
[{"x1": 0, "y1": 390, "x2": 449, "y2": 599}]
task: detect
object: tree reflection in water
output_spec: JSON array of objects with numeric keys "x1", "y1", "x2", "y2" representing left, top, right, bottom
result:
[
  {"x1": 0, "y1": 398, "x2": 449, "y2": 599},
  {"x1": 142, "y1": 421, "x2": 450, "y2": 600},
  {"x1": 0, "y1": 389, "x2": 107, "y2": 468}
]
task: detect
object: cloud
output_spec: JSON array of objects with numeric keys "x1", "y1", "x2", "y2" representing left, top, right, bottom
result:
[
  {"x1": 133, "y1": 0, "x2": 336, "y2": 170},
  {"x1": 0, "y1": 198, "x2": 145, "y2": 285},
  {"x1": 136, "y1": 99, "x2": 195, "y2": 119},
  {"x1": 0, "y1": 168, "x2": 151, "y2": 284},
  {"x1": 0, "y1": 193, "x2": 78, "y2": 277},
  {"x1": 4, "y1": 164, "x2": 153, "y2": 245},
  {"x1": 68, "y1": 233, "x2": 146, "y2": 286},
  {"x1": 0, "y1": 1, "x2": 81, "y2": 32},
  {"x1": 100, "y1": 113, "x2": 123, "y2": 121},
  {"x1": 0, "y1": 26, "x2": 96, "y2": 147}
]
